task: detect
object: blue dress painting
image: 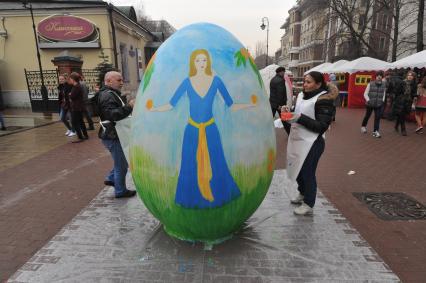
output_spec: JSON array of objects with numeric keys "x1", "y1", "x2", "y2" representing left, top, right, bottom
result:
[
  {"x1": 148, "y1": 49, "x2": 256, "y2": 209},
  {"x1": 170, "y1": 76, "x2": 241, "y2": 209}
]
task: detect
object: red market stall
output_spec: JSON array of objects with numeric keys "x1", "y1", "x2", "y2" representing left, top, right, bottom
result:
[
  {"x1": 329, "y1": 57, "x2": 392, "y2": 108},
  {"x1": 321, "y1": 60, "x2": 350, "y2": 106},
  {"x1": 347, "y1": 72, "x2": 375, "y2": 108}
]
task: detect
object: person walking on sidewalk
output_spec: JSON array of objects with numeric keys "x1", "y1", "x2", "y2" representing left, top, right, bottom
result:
[
  {"x1": 58, "y1": 74, "x2": 75, "y2": 137},
  {"x1": 387, "y1": 70, "x2": 405, "y2": 133},
  {"x1": 270, "y1": 66, "x2": 291, "y2": 134},
  {"x1": 68, "y1": 72, "x2": 89, "y2": 143},
  {"x1": 329, "y1": 73, "x2": 339, "y2": 121},
  {"x1": 392, "y1": 70, "x2": 417, "y2": 136},
  {"x1": 281, "y1": 71, "x2": 338, "y2": 216},
  {"x1": 79, "y1": 75, "x2": 95, "y2": 130},
  {"x1": 414, "y1": 77, "x2": 426, "y2": 133},
  {"x1": 360, "y1": 71, "x2": 386, "y2": 138},
  {"x1": 98, "y1": 71, "x2": 136, "y2": 198}
]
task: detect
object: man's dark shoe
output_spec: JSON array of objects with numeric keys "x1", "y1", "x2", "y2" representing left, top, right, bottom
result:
[
  {"x1": 104, "y1": 180, "x2": 114, "y2": 186},
  {"x1": 115, "y1": 190, "x2": 137, "y2": 198}
]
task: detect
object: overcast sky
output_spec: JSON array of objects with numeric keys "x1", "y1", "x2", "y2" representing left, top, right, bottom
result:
[{"x1": 109, "y1": 0, "x2": 297, "y2": 56}]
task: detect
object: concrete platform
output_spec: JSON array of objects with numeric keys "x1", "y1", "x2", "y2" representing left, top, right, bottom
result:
[{"x1": 8, "y1": 170, "x2": 399, "y2": 283}]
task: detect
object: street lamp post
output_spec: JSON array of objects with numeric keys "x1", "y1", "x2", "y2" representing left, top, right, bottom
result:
[
  {"x1": 22, "y1": 0, "x2": 49, "y2": 112},
  {"x1": 260, "y1": 17, "x2": 269, "y2": 67}
]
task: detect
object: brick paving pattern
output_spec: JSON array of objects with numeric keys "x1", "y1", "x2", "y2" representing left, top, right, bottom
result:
[
  {"x1": 1, "y1": 107, "x2": 425, "y2": 282},
  {"x1": 8, "y1": 171, "x2": 399, "y2": 282},
  {"x1": 0, "y1": 123, "x2": 111, "y2": 281}
]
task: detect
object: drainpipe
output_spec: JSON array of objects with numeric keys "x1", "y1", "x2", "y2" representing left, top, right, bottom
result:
[{"x1": 107, "y1": 3, "x2": 118, "y2": 68}]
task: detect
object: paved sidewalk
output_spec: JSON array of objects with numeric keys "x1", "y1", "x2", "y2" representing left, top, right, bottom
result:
[
  {"x1": 0, "y1": 120, "x2": 111, "y2": 281},
  {"x1": 276, "y1": 108, "x2": 426, "y2": 283},
  {"x1": 8, "y1": 171, "x2": 399, "y2": 283},
  {"x1": 0, "y1": 109, "x2": 59, "y2": 137},
  {"x1": 1, "y1": 107, "x2": 425, "y2": 282}
]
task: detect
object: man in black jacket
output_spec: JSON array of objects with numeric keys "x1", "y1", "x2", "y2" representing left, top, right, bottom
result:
[
  {"x1": 387, "y1": 70, "x2": 406, "y2": 135},
  {"x1": 98, "y1": 71, "x2": 136, "y2": 198},
  {"x1": 270, "y1": 67, "x2": 290, "y2": 134}
]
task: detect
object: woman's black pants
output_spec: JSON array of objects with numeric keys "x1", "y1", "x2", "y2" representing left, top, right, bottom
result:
[
  {"x1": 296, "y1": 136, "x2": 325, "y2": 208},
  {"x1": 71, "y1": 111, "x2": 88, "y2": 140},
  {"x1": 361, "y1": 106, "x2": 382, "y2": 132},
  {"x1": 395, "y1": 113, "x2": 407, "y2": 131}
]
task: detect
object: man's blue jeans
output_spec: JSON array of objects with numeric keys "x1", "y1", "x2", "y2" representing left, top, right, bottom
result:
[{"x1": 102, "y1": 139, "x2": 128, "y2": 196}]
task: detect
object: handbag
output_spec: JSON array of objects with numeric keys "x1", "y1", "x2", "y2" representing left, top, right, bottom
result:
[{"x1": 115, "y1": 117, "x2": 132, "y2": 163}]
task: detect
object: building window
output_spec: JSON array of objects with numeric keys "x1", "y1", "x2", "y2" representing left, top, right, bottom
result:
[
  {"x1": 387, "y1": 15, "x2": 392, "y2": 30},
  {"x1": 372, "y1": 14, "x2": 377, "y2": 29},
  {"x1": 120, "y1": 43, "x2": 129, "y2": 82},
  {"x1": 379, "y1": 37, "x2": 385, "y2": 50},
  {"x1": 359, "y1": 16, "x2": 365, "y2": 29},
  {"x1": 382, "y1": 14, "x2": 387, "y2": 30},
  {"x1": 377, "y1": 14, "x2": 382, "y2": 29}
]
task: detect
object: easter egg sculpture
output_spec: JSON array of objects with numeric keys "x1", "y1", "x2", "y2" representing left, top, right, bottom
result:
[{"x1": 130, "y1": 23, "x2": 276, "y2": 243}]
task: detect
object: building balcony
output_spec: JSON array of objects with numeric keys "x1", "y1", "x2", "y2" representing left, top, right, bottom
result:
[
  {"x1": 289, "y1": 47, "x2": 300, "y2": 54},
  {"x1": 288, "y1": 60, "x2": 299, "y2": 68}
]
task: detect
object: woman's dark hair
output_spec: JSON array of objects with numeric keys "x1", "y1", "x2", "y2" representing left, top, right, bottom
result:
[
  {"x1": 305, "y1": 71, "x2": 327, "y2": 90},
  {"x1": 69, "y1": 72, "x2": 81, "y2": 83}
]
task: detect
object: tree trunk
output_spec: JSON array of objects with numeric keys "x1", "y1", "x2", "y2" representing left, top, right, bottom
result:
[
  {"x1": 392, "y1": 0, "x2": 400, "y2": 61},
  {"x1": 417, "y1": 0, "x2": 425, "y2": 52}
]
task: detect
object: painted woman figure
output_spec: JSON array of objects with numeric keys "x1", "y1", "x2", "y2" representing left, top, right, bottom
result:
[{"x1": 148, "y1": 49, "x2": 255, "y2": 209}]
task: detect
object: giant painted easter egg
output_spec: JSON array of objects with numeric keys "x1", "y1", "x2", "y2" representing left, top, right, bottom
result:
[{"x1": 130, "y1": 23, "x2": 276, "y2": 243}]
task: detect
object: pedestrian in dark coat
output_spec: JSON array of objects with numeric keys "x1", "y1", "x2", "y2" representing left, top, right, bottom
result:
[
  {"x1": 270, "y1": 66, "x2": 291, "y2": 134},
  {"x1": 98, "y1": 71, "x2": 136, "y2": 198},
  {"x1": 392, "y1": 70, "x2": 417, "y2": 136},
  {"x1": 58, "y1": 74, "x2": 74, "y2": 136},
  {"x1": 387, "y1": 71, "x2": 404, "y2": 127},
  {"x1": 80, "y1": 76, "x2": 95, "y2": 130},
  {"x1": 68, "y1": 72, "x2": 89, "y2": 142}
]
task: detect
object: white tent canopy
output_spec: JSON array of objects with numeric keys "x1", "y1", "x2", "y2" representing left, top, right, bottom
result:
[
  {"x1": 332, "y1": 57, "x2": 392, "y2": 74},
  {"x1": 260, "y1": 64, "x2": 292, "y2": 95},
  {"x1": 260, "y1": 64, "x2": 281, "y2": 91},
  {"x1": 259, "y1": 64, "x2": 293, "y2": 105},
  {"x1": 304, "y1": 62, "x2": 332, "y2": 75},
  {"x1": 320, "y1": 60, "x2": 349, "y2": 73},
  {"x1": 390, "y1": 50, "x2": 426, "y2": 69}
]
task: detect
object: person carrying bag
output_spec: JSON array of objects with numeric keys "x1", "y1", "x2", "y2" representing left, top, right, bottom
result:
[{"x1": 98, "y1": 71, "x2": 136, "y2": 198}]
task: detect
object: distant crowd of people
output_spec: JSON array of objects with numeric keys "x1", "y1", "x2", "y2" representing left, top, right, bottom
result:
[
  {"x1": 361, "y1": 69, "x2": 426, "y2": 137},
  {"x1": 57, "y1": 71, "x2": 137, "y2": 198},
  {"x1": 57, "y1": 72, "x2": 95, "y2": 143},
  {"x1": 268, "y1": 66, "x2": 426, "y2": 216}
]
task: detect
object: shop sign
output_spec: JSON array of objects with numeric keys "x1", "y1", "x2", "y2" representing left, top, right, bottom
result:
[{"x1": 38, "y1": 15, "x2": 95, "y2": 42}]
